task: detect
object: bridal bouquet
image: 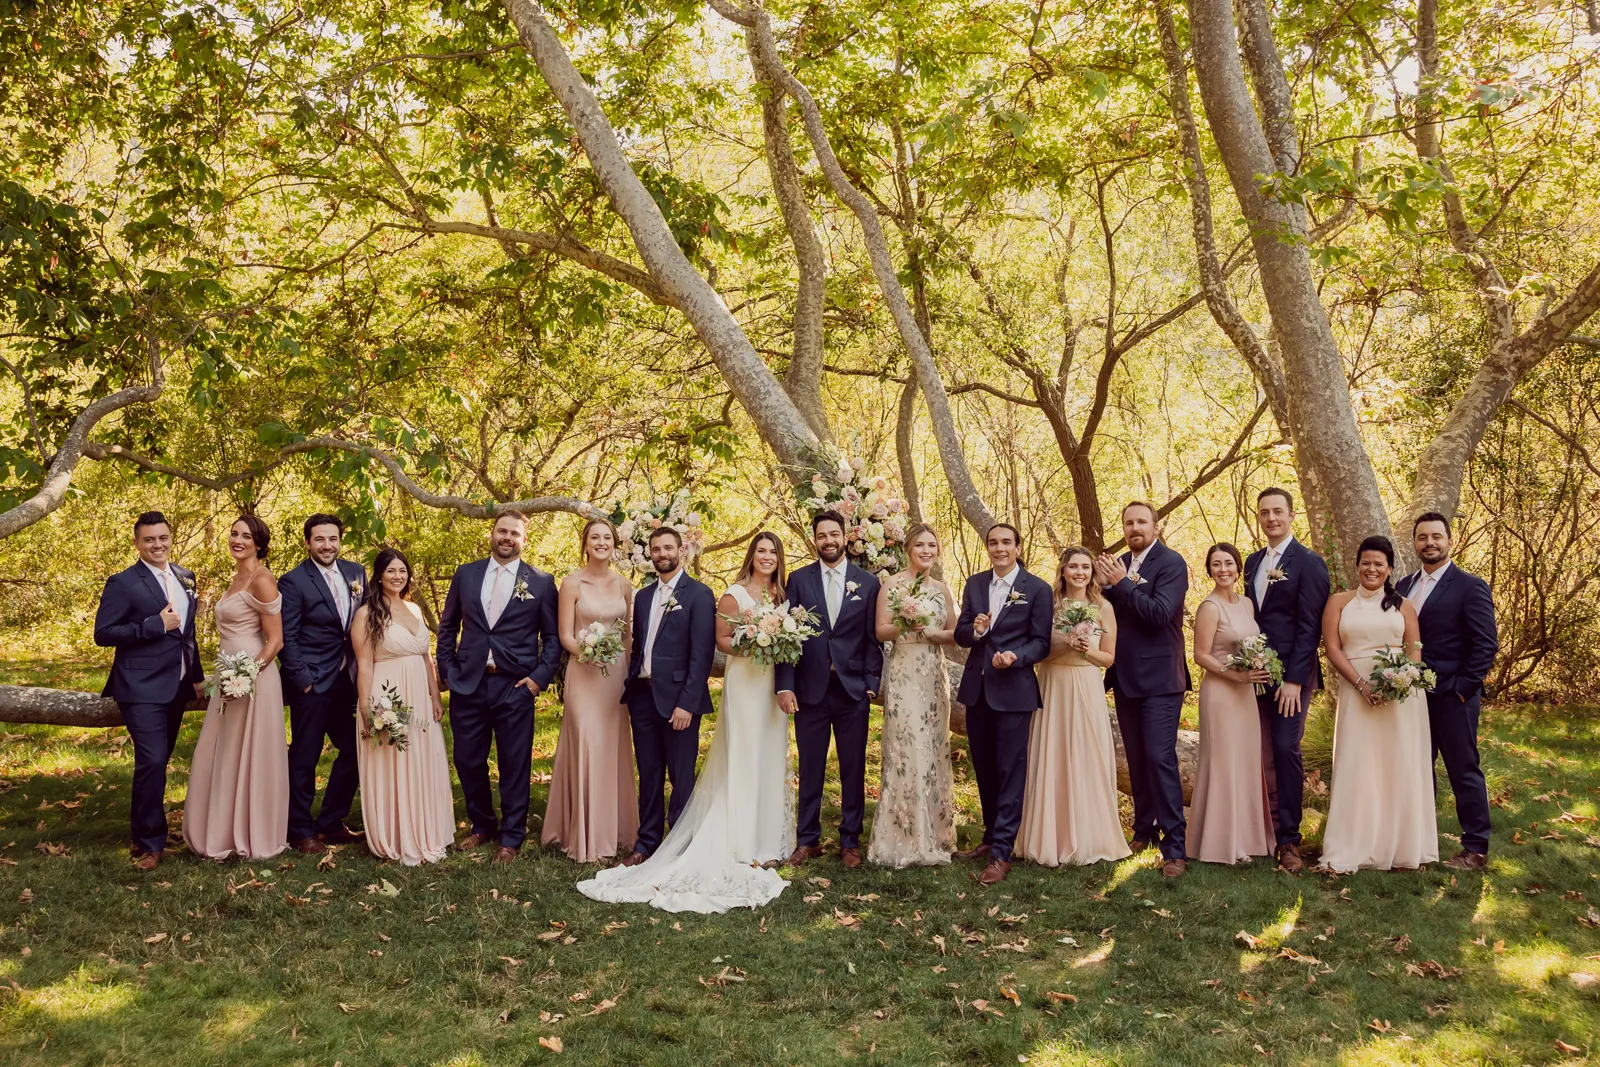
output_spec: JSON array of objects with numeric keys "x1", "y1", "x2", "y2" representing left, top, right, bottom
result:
[
  {"x1": 721, "y1": 598, "x2": 821, "y2": 667},
  {"x1": 592, "y1": 489, "x2": 706, "y2": 573},
  {"x1": 203, "y1": 650, "x2": 261, "y2": 703},
  {"x1": 1225, "y1": 634, "x2": 1285, "y2": 695},
  {"x1": 1054, "y1": 600, "x2": 1103, "y2": 644},
  {"x1": 1367, "y1": 646, "x2": 1437, "y2": 703},
  {"x1": 576, "y1": 619, "x2": 626, "y2": 676},
  {"x1": 366, "y1": 681, "x2": 413, "y2": 751},
  {"x1": 798, "y1": 453, "x2": 911, "y2": 576},
  {"x1": 888, "y1": 574, "x2": 941, "y2": 635}
]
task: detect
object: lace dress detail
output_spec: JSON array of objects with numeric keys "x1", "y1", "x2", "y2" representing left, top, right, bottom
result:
[{"x1": 869, "y1": 578, "x2": 955, "y2": 867}]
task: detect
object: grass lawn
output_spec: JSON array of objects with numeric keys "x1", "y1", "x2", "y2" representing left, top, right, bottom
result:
[{"x1": 0, "y1": 657, "x2": 1597, "y2": 1065}]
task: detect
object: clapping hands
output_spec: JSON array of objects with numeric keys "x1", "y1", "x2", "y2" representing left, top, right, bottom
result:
[{"x1": 1093, "y1": 554, "x2": 1128, "y2": 587}]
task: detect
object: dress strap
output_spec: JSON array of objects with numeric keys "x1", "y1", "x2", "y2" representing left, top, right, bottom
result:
[{"x1": 725, "y1": 584, "x2": 758, "y2": 612}]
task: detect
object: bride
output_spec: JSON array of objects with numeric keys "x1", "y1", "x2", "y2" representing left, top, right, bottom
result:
[{"x1": 577, "y1": 531, "x2": 795, "y2": 913}]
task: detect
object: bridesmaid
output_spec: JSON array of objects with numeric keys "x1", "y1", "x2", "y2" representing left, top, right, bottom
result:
[
  {"x1": 1016, "y1": 546, "x2": 1130, "y2": 867},
  {"x1": 542, "y1": 518, "x2": 639, "y2": 863},
  {"x1": 352, "y1": 548, "x2": 453, "y2": 865},
  {"x1": 1318, "y1": 536, "x2": 1438, "y2": 872},
  {"x1": 869, "y1": 524, "x2": 957, "y2": 867},
  {"x1": 183, "y1": 515, "x2": 289, "y2": 861},
  {"x1": 1187, "y1": 543, "x2": 1276, "y2": 865}
]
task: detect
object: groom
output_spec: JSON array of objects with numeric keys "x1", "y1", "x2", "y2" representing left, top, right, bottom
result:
[
  {"x1": 279, "y1": 513, "x2": 368, "y2": 854},
  {"x1": 618, "y1": 526, "x2": 717, "y2": 866},
  {"x1": 777, "y1": 510, "x2": 883, "y2": 869},
  {"x1": 436, "y1": 509, "x2": 561, "y2": 863},
  {"x1": 93, "y1": 511, "x2": 204, "y2": 870},
  {"x1": 1242, "y1": 487, "x2": 1330, "y2": 874},
  {"x1": 953, "y1": 522, "x2": 1053, "y2": 885}
]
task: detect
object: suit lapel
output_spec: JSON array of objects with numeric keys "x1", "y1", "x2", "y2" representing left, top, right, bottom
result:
[
  {"x1": 1419, "y1": 565, "x2": 1457, "y2": 616},
  {"x1": 635, "y1": 582, "x2": 656, "y2": 653},
  {"x1": 1258, "y1": 540, "x2": 1291, "y2": 607},
  {"x1": 991, "y1": 567, "x2": 1025, "y2": 625},
  {"x1": 814, "y1": 566, "x2": 835, "y2": 634},
  {"x1": 133, "y1": 561, "x2": 167, "y2": 613},
  {"x1": 302, "y1": 557, "x2": 343, "y2": 624}
]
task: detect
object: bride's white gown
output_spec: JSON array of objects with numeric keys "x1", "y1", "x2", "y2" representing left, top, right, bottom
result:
[{"x1": 577, "y1": 584, "x2": 795, "y2": 913}]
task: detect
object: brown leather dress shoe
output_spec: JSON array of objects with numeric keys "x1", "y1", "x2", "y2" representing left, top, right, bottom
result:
[
  {"x1": 134, "y1": 851, "x2": 162, "y2": 871},
  {"x1": 1276, "y1": 843, "x2": 1305, "y2": 873},
  {"x1": 455, "y1": 832, "x2": 493, "y2": 852},
  {"x1": 291, "y1": 836, "x2": 325, "y2": 855},
  {"x1": 492, "y1": 846, "x2": 518, "y2": 864},
  {"x1": 317, "y1": 826, "x2": 365, "y2": 845},
  {"x1": 1162, "y1": 856, "x2": 1188, "y2": 878},
  {"x1": 840, "y1": 847, "x2": 862, "y2": 869},
  {"x1": 954, "y1": 843, "x2": 992, "y2": 862},
  {"x1": 1129, "y1": 837, "x2": 1154, "y2": 853},
  {"x1": 618, "y1": 851, "x2": 649, "y2": 868},
  {"x1": 978, "y1": 858, "x2": 1011, "y2": 885},
  {"x1": 1443, "y1": 850, "x2": 1488, "y2": 871},
  {"x1": 786, "y1": 845, "x2": 825, "y2": 865}
]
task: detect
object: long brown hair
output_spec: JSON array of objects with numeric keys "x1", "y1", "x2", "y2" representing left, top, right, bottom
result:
[
  {"x1": 734, "y1": 531, "x2": 787, "y2": 601},
  {"x1": 578, "y1": 517, "x2": 618, "y2": 565},
  {"x1": 1053, "y1": 545, "x2": 1100, "y2": 604},
  {"x1": 364, "y1": 547, "x2": 412, "y2": 646}
]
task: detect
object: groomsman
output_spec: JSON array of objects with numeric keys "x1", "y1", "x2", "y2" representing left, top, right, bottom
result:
[
  {"x1": 1096, "y1": 502, "x2": 1191, "y2": 877},
  {"x1": 952, "y1": 522, "x2": 1053, "y2": 885},
  {"x1": 279, "y1": 513, "x2": 368, "y2": 853},
  {"x1": 777, "y1": 510, "x2": 884, "y2": 869},
  {"x1": 437, "y1": 509, "x2": 562, "y2": 863},
  {"x1": 619, "y1": 526, "x2": 717, "y2": 866},
  {"x1": 93, "y1": 511, "x2": 204, "y2": 870},
  {"x1": 1397, "y1": 512, "x2": 1499, "y2": 871},
  {"x1": 1242, "y1": 488, "x2": 1330, "y2": 873}
]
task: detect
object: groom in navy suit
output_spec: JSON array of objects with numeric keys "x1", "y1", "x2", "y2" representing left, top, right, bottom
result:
[
  {"x1": 279, "y1": 513, "x2": 369, "y2": 854},
  {"x1": 1097, "y1": 501, "x2": 1192, "y2": 877},
  {"x1": 1397, "y1": 512, "x2": 1499, "y2": 872},
  {"x1": 436, "y1": 509, "x2": 562, "y2": 862},
  {"x1": 776, "y1": 510, "x2": 883, "y2": 869},
  {"x1": 1242, "y1": 488, "x2": 1330, "y2": 873},
  {"x1": 953, "y1": 522, "x2": 1053, "y2": 885},
  {"x1": 93, "y1": 511, "x2": 204, "y2": 870},
  {"x1": 618, "y1": 525, "x2": 717, "y2": 866}
]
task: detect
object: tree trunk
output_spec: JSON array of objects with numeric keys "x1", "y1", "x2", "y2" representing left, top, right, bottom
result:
[
  {"x1": 0, "y1": 685, "x2": 204, "y2": 728},
  {"x1": 1186, "y1": 0, "x2": 1393, "y2": 574}
]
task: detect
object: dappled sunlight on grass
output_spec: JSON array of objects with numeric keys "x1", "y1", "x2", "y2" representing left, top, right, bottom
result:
[
  {"x1": 199, "y1": 997, "x2": 273, "y2": 1042},
  {"x1": 20, "y1": 971, "x2": 137, "y2": 1020},
  {"x1": 1494, "y1": 939, "x2": 1575, "y2": 991},
  {"x1": 1071, "y1": 938, "x2": 1113, "y2": 967},
  {"x1": 1093, "y1": 853, "x2": 1155, "y2": 896}
]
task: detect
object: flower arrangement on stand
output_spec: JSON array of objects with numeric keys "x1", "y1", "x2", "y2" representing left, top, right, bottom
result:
[
  {"x1": 588, "y1": 489, "x2": 706, "y2": 574},
  {"x1": 797, "y1": 453, "x2": 911, "y2": 575}
]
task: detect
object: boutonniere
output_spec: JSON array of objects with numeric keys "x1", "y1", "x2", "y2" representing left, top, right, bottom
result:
[
  {"x1": 349, "y1": 578, "x2": 364, "y2": 598},
  {"x1": 513, "y1": 577, "x2": 535, "y2": 601},
  {"x1": 1006, "y1": 590, "x2": 1028, "y2": 605},
  {"x1": 1128, "y1": 573, "x2": 1148, "y2": 586},
  {"x1": 178, "y1": 573, "x2": 196, "y2": 593},
  {"x1": 1267, "y1": 567, "x2": 1288, "y2": 585},
  {"x1": 845, "y1": 581, "x2": 860, "y2": 595},
  {"x1": 661, "y1": 592, "x2": 682, "y2": 613}
]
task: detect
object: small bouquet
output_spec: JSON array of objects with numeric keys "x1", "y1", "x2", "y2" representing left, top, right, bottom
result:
[
  {"x1": 721, "y1": 598, "x2": 822, "y2": 667},
  {"x1": 1366, "y1": 646, "x2": 1436, "y2": 703},
  {"x1": 576, "y1": 619, "x2": 626, "y2": 676},
  {"x1": 203, "y1": 650, "x2": 261, "y2": 703},
  {"x1": 888, "y1": 574, "x2": 942, "y2": 636},
  {"x1": 1224, "y1": 633, "x2": 1285, "y2": 695},
  {"x1": 1054, "y1": 600, "x2": 1103, "y2": 646},
  {"x1": 367, "y1": 681, "x2": 413, "y2": 751}
]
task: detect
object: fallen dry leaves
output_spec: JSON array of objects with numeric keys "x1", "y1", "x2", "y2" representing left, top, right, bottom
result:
[{"x1": 539, "y1": 1035, "x2": 564, "y2": 1053}]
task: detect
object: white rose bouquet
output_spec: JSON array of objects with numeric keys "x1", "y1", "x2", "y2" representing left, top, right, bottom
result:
[
  {"x1": 1224, "y1": 633, "x2": 1285, "y2": 695},
  {"x1": 1367, "y1": 646, "x2": 1437, "y2": 703},
  {"x1": 367, "y1": 681, "x2": 413, "y2": 751},
  {"x1": 576, "y1": 619, "x2": 626, "y2": 676},
  {"x1": 204, "y1": 650, "x2": 261, "y2": 703},
  {"x1": 888, "y1": 574, "x2": 942, "y2": 636},
  {"x1": 721, "y1": 597, "x2": 822, "y2": 667},
  {"x1": 590, "y1": 489, "x2": 706, "y2": 574}
]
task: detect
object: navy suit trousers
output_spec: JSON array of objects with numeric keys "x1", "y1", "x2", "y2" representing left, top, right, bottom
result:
[
  {"x1": 1257, "y1": 685, "x2": 1313, "y2": 848},
  {"x1": 451, "y1": 672, "x2": 537, "y2": 848},
  {"x1": 1115, "y1": 692, "x2": 1186, "y2": 859},
  {"x1": 795, "y1": 673, "x2": 870, "y2": 849},
  {"x1": 121, "y1": 697, "x2": 188, "y2": 853},
  {"x1": 1428, "y1": 690, "x2": 1491, "y2": 854},
  {"x1": 286, "y1": 673, "x2": 360, "y2": 840},
  {"x1": 964, "y1": 694, "x2": 1031, "y2": 863},
  {"x1": 627, "y1": 683, "x2": 702, "y2": 855}
]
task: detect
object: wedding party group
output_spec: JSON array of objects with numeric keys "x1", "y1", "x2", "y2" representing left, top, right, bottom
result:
[{"x1": 91, "y1": 486, "x2": 1497, "y2": 914}]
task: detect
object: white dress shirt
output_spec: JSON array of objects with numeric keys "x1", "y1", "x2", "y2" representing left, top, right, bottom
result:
[
  {"x1": 1409, "y1": 560, "x2": 1452, "y2": 612},
  {"x1": 1254, "y1": 535, "x2": 1295, "y2": 605},
  {"x1": 316, "y1": 559, "x2": 351, "y2": 625},
  {"x1": 820, "y1": 557, "x2": 851, "y2": 625},
  {"x1": 641, "y1": 569, "x2": 684, "y2": 679},
  {"x1": 987, "y1": 565, "x2": 1020, "y2": 618},
  {"x1": 143, "y1": 560, "x2": 188, "y2": 631},
  {"x1": 481, "y1": 557, "x2": 521, "y2": 669}
]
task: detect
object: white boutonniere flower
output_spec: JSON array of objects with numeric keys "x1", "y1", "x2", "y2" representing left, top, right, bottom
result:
[
  {"x1": 513, "y1": 577, "x2": 535, "y2": 601},
  {"x1": 846, "y1": 580, "x2": 860, "y2": 595},
  {"x1": 178, "y1": 573, "x2": 196, "y2": 592},
  {"x1": 349, "y1": 578, "x2": 364, "y2": 598},
  {"x1": 1128, "y1": 573, "x2": 1148, "y2": 586},
  {"x1": 661, "y1": 592, "x2": 682, "y2": 613},
  {"x1": 1267, "y1": 567, "x2": 1288, "y2": 585},
  {"x1": 1006, "y1": 590, "x2": 1028, "y2": 605}
]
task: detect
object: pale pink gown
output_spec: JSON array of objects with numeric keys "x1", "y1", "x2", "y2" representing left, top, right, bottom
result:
[
  {"x1": 357, "y1": 615, "x2": 454, "y2": 865},
  {"x1": 183, "y1": 589, "x2": 289, "y2": 860},
  {"x1": 542, "y1": 585, "x2": 638, "y2": 862}
]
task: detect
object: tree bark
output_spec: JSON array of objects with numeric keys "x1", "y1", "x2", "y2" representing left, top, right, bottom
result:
[
  {"x1": 498, "y1": 0, "x2": 822, "y2": 479},
  {"x1": 1186, "y1": 0, "x2": 1393, "y2": 573},
  {"x1": 0, "y1": 685, "x2": 204, "y2": 727},
  {"x1": 895, "y1": 378, "x2": 924, "y2": 525}
]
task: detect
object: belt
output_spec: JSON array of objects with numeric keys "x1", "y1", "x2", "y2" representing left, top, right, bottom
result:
[{"x1": 485, "y1": 663, "x2": 501, "y2": 675}]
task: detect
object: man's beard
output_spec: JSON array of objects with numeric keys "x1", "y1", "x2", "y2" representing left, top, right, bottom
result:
[
  {"x1": 1418, "y1": 545, "x2": 1447, "y2": 563},
  {"x1": 819, "y1": 545, "x2": 844, "y2": 564},
  {"x1": 653, "y1": 556, "x2": 679, "y2": 573},
  {"x1": 493, "y1": 542, "x2": 520, "y2": 559}
]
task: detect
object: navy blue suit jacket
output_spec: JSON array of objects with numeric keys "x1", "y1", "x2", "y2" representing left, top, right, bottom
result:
[
  {"x1": 1243, "y1": 538, "x2": 1330, "y2": 690},
  {"x1": 623, "y1": 572, "x2": 717, "y2": 718},
  {"x1": 1396, "y1": 564, "x2": 1498, "y2": 700},
  {"x1": 436, "y1": 558, "x2": 561, "y2": 695},
  {"x1": 278, "y1": 557, "x2": 367, "y2": 694},
  {"x1": 93, "y1": 561, "x2": 204, "y2": 704},
  {"x1": 1102, "y1": 540, "x2": 1192, "y2": 699},
  {"x1": 953, "y1": 566, "x2": 1054, "y2": 713},
  {"x1": 773, "y1": 562, "x2": 884, "y2": 704}
]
